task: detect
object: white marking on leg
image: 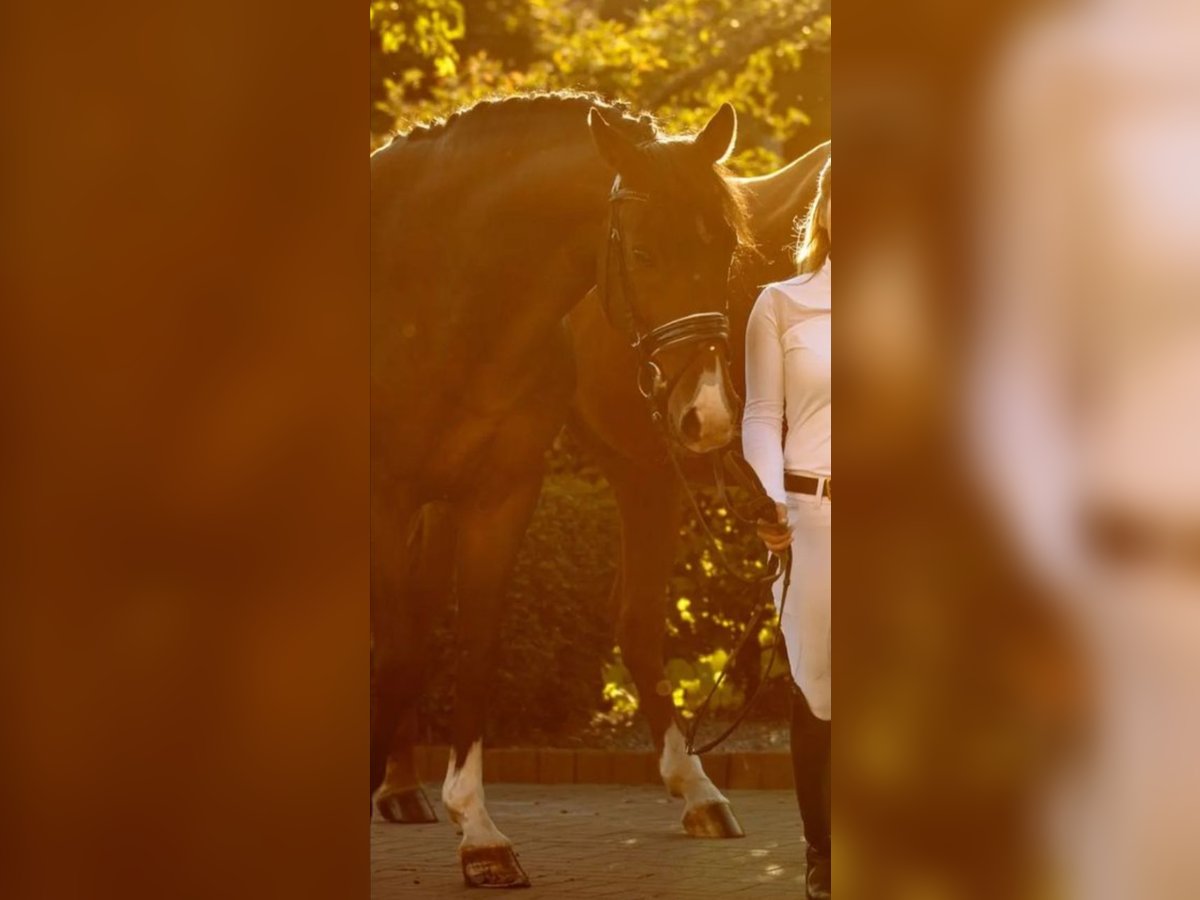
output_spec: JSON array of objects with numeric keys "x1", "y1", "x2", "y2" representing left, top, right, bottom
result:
[
  {"x1": 442, "y1": 741, "x2": 510, "y2": 849},
  {"x1": 659, "y1": 722, "x2": 728, "y2": 808}
]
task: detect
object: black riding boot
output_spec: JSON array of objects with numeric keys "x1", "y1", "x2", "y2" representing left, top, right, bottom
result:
[{"x1": 792, "y1": 686, "x2": 830, "y2": 899}]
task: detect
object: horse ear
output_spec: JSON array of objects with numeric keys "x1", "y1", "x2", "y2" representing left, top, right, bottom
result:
[
  {"x1": 589, "y1": 107, "x2": 644, "y2": 177},
  {"x1": 694, "y1": 102, "x2": 737, "y2": 164}
]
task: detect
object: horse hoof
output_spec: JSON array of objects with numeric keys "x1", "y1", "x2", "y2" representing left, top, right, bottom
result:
[
  {"x1": 460, "y1": 845, "x2": 531, "y2": 888},
  {"x1": 683, "y1": 801, "x2": 746, "y2": 839},
  {"x1": 375, "y1": 786, "x2": 438, "y2": 824}
]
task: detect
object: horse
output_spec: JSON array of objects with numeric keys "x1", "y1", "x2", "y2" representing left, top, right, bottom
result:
[
  {"x1": 563, "y1": 139, "x2": 831, "y2": 833},
  {"x1": 371, "y1": 91, "x2": 749, "y2": 888}
]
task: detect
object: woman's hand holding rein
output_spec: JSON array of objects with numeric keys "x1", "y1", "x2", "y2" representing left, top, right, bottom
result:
[{"x1": 756, "y1": 501, "x2": 792, "y2": 552}]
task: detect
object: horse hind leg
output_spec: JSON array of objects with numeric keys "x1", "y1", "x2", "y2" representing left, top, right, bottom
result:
[
  {"x1": 376, "y1": 708, "x2": 437, "y2": 823},
  {"x1": 609, "y1": 460, "x2": 745, "y2": 839},
  {"x1": 372, "y1": 500, "x2": 454, "y2": 823}
]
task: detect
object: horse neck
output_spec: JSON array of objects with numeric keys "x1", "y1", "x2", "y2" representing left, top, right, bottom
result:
[
  {"x1": 431, "y1": 140, "x2": 613, "y2": 397},
  {"x1": 495, "y1": 144, "x2": 611, "y2": 305}
]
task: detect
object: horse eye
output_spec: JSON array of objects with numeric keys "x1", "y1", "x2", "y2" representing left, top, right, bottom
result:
[{"x1": 631, "y1": 247, "x2": 655, "y2": 267}]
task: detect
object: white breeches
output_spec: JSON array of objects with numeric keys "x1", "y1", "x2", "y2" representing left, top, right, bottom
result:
[{"x1": 773, "y1": 484, "x2": 831, "y2": 721}]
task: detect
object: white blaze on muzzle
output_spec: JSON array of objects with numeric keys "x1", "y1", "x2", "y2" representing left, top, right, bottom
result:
[{"x1": 672, "y1": 351, "x2": 736, "y2": 450}]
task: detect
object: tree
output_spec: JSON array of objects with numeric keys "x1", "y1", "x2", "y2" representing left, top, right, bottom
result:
[{"x1": 369, "y1": 0, "x2": 831, "y2": 174}]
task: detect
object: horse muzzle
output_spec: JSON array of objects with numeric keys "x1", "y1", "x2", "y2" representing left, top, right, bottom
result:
[
  {"x1": 679, "y1": 406, "x2": 735, "y2": 453},
  {"x1": 671, "y1": 350, "x2": 737, "y2": 453}
]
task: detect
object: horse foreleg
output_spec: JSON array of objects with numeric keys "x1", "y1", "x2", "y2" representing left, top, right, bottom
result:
[
  {"x1": 608, "y1": 460, "x2": 745, "y2": 839},
  {"x1": 442, "y1": 470, "x2": 544, "y2": 888},
  {"x1": 375, "y1": 501, "x2": 456, "y2": 824}
]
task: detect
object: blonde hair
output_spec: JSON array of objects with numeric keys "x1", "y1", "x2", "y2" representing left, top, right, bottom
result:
[{"x1": 795, "y1": 158, "x2": 831, "y2": 275}]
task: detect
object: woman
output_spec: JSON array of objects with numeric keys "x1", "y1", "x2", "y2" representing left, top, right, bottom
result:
[{"x1": 743, "y1": 158, "x2": 831, "y2": 900}]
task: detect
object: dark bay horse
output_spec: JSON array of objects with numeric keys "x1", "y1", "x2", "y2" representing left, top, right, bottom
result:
[
  {"x1": 565, "y1": 139, "x2": 831, "y2": 832},
  {"x1": 371, "y1": 92, "x2": 747, "y2": 887}
]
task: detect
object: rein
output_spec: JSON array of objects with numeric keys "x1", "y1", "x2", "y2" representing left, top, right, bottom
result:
[{"x1": 669, "y1": 446, "x2": 793, "y2": 757}]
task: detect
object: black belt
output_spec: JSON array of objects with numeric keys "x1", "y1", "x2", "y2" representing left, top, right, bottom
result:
[{"x1": 784, "y1": 473, "x2": 831, "y2": 500}]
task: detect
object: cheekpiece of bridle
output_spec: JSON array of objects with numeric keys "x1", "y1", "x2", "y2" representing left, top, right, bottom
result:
[{"x1": 603, "y1": 175, "x2": 731, "y2": 420}]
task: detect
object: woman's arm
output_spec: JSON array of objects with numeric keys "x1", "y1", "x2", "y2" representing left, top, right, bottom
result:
[{"x1": 742, "y1": 286, "x2": 788, "y2": 504}]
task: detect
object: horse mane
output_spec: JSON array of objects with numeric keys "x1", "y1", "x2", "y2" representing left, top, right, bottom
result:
[
  {"x1": 387, "y1": 90, "x2": 750, "y2": 251},
  {"x1": 392, "y1": 90, "x2": 658, "y2": 146}
]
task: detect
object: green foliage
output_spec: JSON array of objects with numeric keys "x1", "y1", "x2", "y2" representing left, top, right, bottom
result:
[
  {"x1": 370, "y1": 0, "x2": 465, "y2": 64},
  {"x1": 370, "y1": 0, "x2": 830, "y2": 173}
]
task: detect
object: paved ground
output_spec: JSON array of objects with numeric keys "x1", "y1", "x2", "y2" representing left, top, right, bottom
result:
[{"x1": 372, "y1": 784, "x2": 806, "y2": 898}]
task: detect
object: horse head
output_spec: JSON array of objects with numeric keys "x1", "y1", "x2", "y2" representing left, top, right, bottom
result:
[{"x1": 589, "y1": 103, "x2": 746, "y2": 455}]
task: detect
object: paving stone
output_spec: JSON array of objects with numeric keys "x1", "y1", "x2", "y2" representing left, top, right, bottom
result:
[{"x1": 373, "y1": 784, "x2": 804, "y2": 898}]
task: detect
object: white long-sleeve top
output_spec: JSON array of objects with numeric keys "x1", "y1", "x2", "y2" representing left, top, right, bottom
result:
[{"x1": 742, "y1": 266, "x2": 831, "y2": 503}]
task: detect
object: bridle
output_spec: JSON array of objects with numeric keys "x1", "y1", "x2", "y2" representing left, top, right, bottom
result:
[
  {"x1": 601, "y1": 174, "x2": 794, "y2": 757},
  {"x1": 601, "y1": 175, "x2": 731, "y2": 423}
]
